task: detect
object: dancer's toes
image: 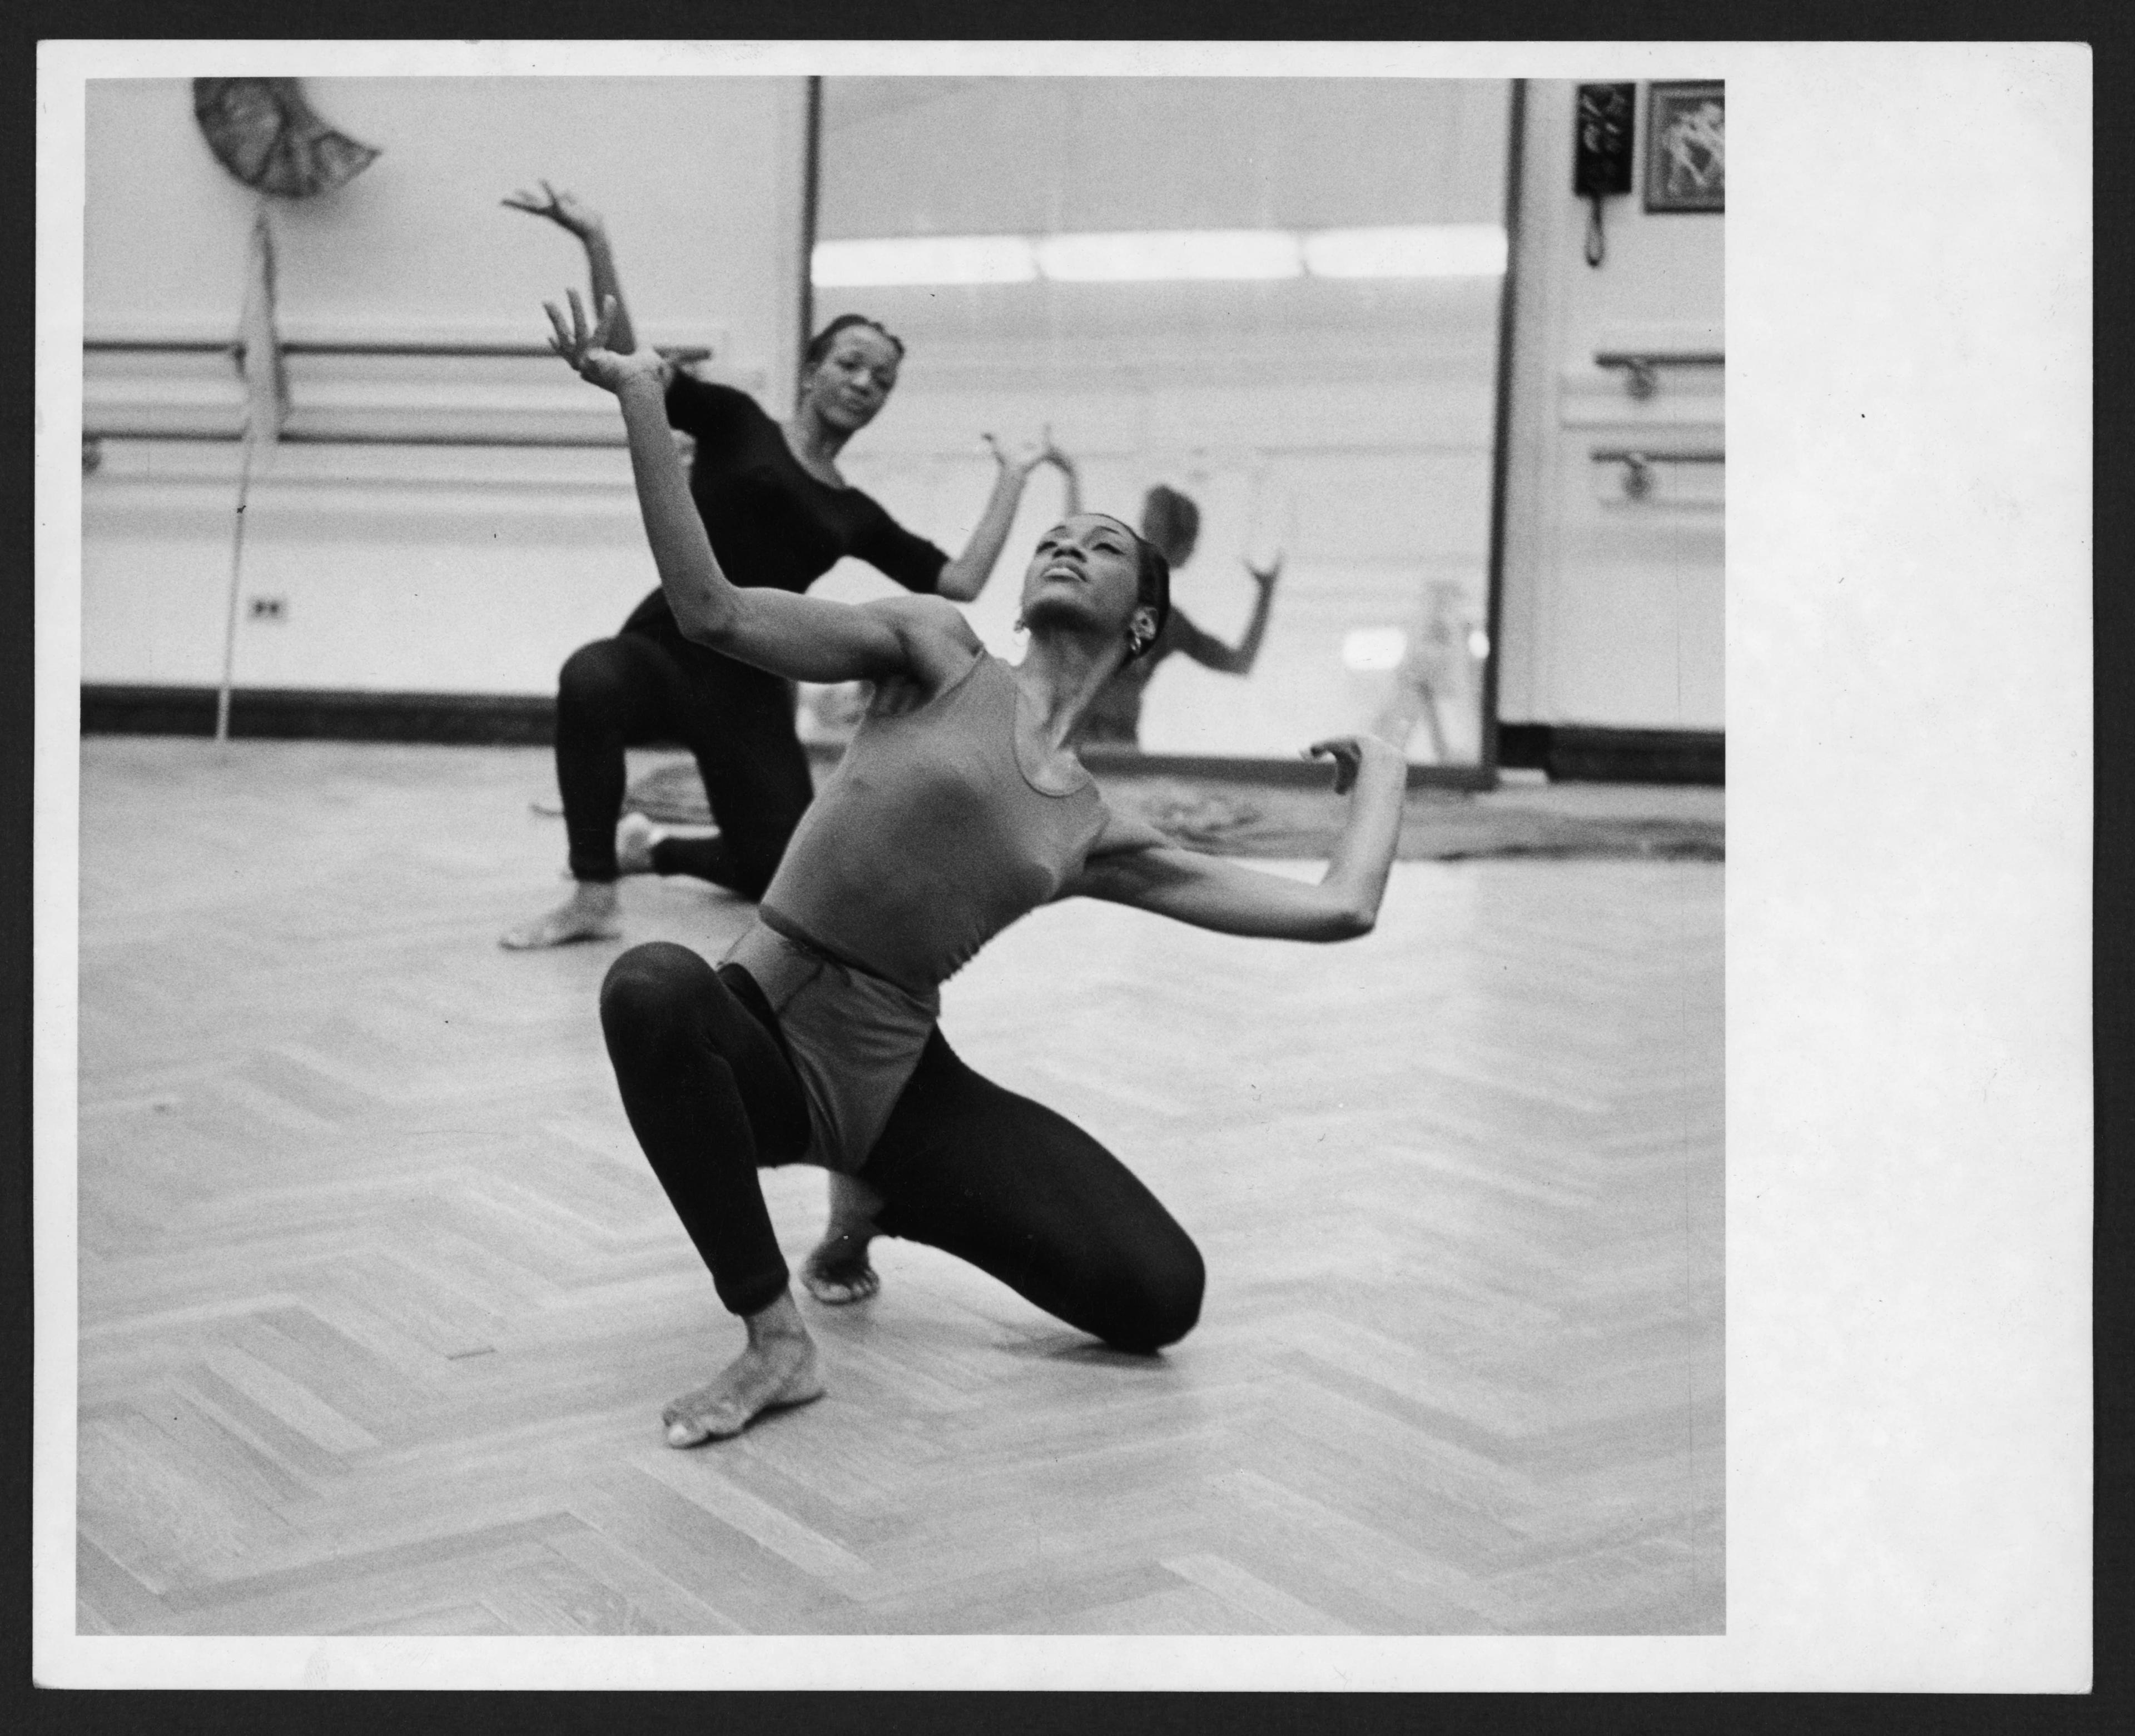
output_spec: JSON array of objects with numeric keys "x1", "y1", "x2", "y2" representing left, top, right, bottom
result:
[
  {"x1": 660, "y1": 1338, "x2": 823, "y2": 1448},
  {"x1": 499, "y1": 884, "x2": 622, "y2": 949},
  {"x1": 801, "y1": 1246, "x2": 880, "y2": 1306},
  {"x1": 803, "y1": 1178, "x2": 885, "y2": 1306}
]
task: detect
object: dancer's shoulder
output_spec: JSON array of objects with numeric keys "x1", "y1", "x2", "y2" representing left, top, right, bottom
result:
[
  {"x1": 663, "y1": 369, "x2": 759, "y2": 440},
  {"x1": 861, "y1": 593, "x2": 984, "y2": 683}
]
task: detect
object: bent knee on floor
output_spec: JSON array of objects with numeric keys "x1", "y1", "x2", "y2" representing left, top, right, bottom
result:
[{"x1": 1092, "y1": 1240, "x2": 1206, "y2": 1354}]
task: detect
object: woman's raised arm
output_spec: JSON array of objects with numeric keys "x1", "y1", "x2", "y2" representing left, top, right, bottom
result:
[
  {"x1": 549, "y1": 292, "x2": 972, "y2": 688},
  {"x1": 1176, "y1": 554, "x2": 1283, "y2": 677},
  {"x1": 504, "y1": 183, "x2": 646, "y2": 358},
  {"x1": 1065, "y1": 735, "x2": 1407, "y2": 941},
  {"x1": 934, "y1": 432, "x2": 1075, "y2": 602}
]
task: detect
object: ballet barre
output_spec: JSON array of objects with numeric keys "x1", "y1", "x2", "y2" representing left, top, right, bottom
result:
[
  {"x1": 1593, "y1": 350, "x2": 1724, "y2": 400},
  {"x1": 1590, "y1": 447, "x2": 1725, "y2": 501},
  {"x1": 85, "y1": 337, "x2": 714, "y2": 362}
]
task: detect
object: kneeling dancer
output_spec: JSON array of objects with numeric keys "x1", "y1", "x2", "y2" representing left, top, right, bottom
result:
[{"x1": 547, "y1": 291, "x2": 1407, "y2": 1446}]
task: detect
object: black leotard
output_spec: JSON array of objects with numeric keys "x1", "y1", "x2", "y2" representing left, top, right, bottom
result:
[{"x1": 620, "y1": 372, "x2": 948, "y2": 636}]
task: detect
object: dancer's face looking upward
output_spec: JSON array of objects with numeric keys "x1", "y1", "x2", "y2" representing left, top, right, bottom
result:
[
  {"x1": 1020, "y1": 514, "x2": 1161, "y2": 656},
  {"x1": 800, "y1": 324, "x2": 902, "y2": 432}
]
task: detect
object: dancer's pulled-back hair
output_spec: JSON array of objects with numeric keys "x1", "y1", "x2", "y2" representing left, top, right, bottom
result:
[
  {"x1": 1093, "y1": 513, "x2": 1172, "y2": 655},
  {"x1": 805, "y1": 314, "x2": 905, "y2": 369}
]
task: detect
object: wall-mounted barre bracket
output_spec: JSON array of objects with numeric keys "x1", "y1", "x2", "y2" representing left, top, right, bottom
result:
[
  {"x1": 1594, "y1": 351, "x2": 1724, "y2": 400},
  {"x1": 1591, "y1": 447, "x2": 1725, "y2": 500}
]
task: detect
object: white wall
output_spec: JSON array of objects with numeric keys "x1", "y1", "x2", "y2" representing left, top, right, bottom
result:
[
  {"x1": 80, "y1": 76, "x2": 808, "y2": 692},
  {"x1": 1497, "y1": 79, "x2": 1725, "y2": 732}
]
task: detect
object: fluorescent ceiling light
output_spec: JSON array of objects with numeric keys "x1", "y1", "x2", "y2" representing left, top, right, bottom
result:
[
  {"x1": 812, "y1": 235, "x2": 1035, "y2": 287},
  {"x1": 811, "y1": 225, "x2": 1508, "y2": 288},
  {"x1": 1035, "y1": 229, "x2": 1302, "y2": 282},
  {"x1": 1303, "y1": 224, "x2": 1507, "y2": 278}
]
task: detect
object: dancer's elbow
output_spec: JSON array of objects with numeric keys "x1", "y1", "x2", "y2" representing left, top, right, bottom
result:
[
  {"x1": 1326, "y1": 903, "x2": 1377, "y2": 941},
  {"x1": 1307, "y1": 896, "x2": 1376, "y2": 942},
  {"x1": 669, "y1": 588, "x2": 737, "y2": 650},
  {"x1": 934, "y1": 560, "x2": 982, "y2": 603}
]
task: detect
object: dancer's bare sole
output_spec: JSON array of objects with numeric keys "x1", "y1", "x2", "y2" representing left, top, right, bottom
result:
[
  {"x1": 499, "y1": 880, "x2": 622, "y2": 949},
  {"x1": 663, "y1": 1294, "x2": 824, "y2": 1447},
  {"x1": 802, "y1": 1173, "x2": 884, "y2": 1305}
]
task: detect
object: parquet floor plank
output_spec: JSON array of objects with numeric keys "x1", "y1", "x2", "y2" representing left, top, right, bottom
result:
[{"x1": 76, "y1": 738, "x2": 1722, "y2": 1633}]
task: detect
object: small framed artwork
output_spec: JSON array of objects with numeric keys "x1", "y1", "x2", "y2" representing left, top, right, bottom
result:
[{"x1": 1645, "y1": 81, "x2": 1724, "y2": 213}]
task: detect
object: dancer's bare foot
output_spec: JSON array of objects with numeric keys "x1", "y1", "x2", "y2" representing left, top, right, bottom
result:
[
  {"x1": 615, "y1": 812, "x2": 662, "y2": 875},
  {"x1": 499, "y1": 880, "x2": 622, "y2": 949},
  {"x1": 663, "y1": 1291, "x2": 824, "y2": 1446},
  {"x1": 802, "y1": 1172, "x2": 884, "y2": 1305}
]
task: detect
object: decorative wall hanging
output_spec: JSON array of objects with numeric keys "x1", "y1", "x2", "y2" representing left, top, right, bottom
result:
[
  {"x1": 1644, "y1": 82, "x2": 1724, "y2": 214},
  {"x1": 190, "y1": 78, "x2": 381, "y2": 740}
]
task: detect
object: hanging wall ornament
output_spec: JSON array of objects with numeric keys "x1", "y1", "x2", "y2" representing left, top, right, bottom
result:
[
  {"x1": 192, "y1": 78, "x2": 381, "y2": 199},
  {"x1": 189, "y1": 78, "x2": 380, "y2": 741}
]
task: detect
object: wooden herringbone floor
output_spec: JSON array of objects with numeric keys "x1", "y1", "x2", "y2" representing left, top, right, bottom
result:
[{"x1": 75, "y1": 737, "x2": 1722, "y2": 1636}]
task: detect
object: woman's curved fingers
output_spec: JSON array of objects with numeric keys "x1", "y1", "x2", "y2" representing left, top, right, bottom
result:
[
  {"x1": 1307, "y1": 736, "x2": 1363, "y2": 793},
  {"x1": 565, "y1": 287, "x2": 590, "y2": 346},
  {"x1": 543, "y1": 300, "x2": 574, "y2": 354}
]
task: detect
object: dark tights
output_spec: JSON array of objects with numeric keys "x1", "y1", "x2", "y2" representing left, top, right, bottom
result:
[
  {"x1": 598, "y1": 942, "x2": 1205, "y2": 1352},
  {"x1": 555, "y1": 626, "x2": 813, "y2": 900}
]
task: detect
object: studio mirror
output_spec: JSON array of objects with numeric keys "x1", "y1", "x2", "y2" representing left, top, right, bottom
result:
[{"x1": 801, "y1": 77, "x2": 1516, "y2": 775}]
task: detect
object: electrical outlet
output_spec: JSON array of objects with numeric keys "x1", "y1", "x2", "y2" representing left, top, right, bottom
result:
[{"x1": 247, "y1": 595, "x2": 287, "y2": 621}]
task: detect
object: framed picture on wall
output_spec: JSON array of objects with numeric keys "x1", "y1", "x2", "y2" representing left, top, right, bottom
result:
[{"x1": 1645, "y1": 81, "x2": 1724, "y2": 212}]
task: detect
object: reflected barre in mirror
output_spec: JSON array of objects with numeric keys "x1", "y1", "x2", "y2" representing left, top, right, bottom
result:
[{"x1": 802, "y1": 77, "x2": 1517, "y2": 770}]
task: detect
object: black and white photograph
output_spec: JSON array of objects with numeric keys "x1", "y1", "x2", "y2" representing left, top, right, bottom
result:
[{"x1": 31, "y1": 39, "x2": 2089, "y2": 1694}]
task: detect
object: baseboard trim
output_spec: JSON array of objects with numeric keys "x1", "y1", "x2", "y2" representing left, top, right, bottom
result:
[
  {"x1": 81, "y1": 684, "x2": 558, "y2": 746},
  {"x1": 79, "y1": 684, "x2": 1501, "y2": 788},
  {"x1": 1497, "y1": 723, "x2": 1724, "y2": 785}
]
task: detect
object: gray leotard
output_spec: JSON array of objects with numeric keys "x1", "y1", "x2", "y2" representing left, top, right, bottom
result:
[{"x1": 721, "y1": 653, "x2": 1109, "y2": 1171}]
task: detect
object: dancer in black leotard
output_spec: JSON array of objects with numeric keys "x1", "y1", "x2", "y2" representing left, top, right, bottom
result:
[
  {"x1": 546, "y1": 291, "x2": 1408, "y2": 1446},
  {"x1": 499, "y1": 184, "x2": 1065, "y2": 948}
]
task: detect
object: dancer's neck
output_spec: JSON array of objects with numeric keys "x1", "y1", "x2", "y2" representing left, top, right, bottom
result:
[
  {"x1": 782, "y1": 405, "x2": 852, "y2": 481},
  {"x1": 1015, "y1": 631, "x2": 1130, "y2": 751}
]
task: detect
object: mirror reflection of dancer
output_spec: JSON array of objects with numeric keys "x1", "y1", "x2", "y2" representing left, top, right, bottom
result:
[
  {"x1": 1369, "y1": 582, "x2": 1473, "y2": 764},
  {"x1": 499, "y1": 185, "x2": 1062, "y2": 949},
  {"x1": 546, "y1": 292, "x2": 1407, "y2": 1445},
  {"x1": 1045, "y1": 454, "x2": 1282, "y2": 748}
]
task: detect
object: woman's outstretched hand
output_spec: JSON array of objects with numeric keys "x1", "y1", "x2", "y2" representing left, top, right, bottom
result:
[
  {"x1": 545, "y1": 290, "x2": 663, "y2": 395},
  {"x1": 1246, "y1": 552, "x2": 1285, "y2": 593},
  {"x1": 981, "y1": 432, "x2": 1052, "y2": 481},
  {"x1": 503, "y1": 180, "x2": 604, "y2": 240},
  {"x1": 1037, "y1": 426, "x2": 1078, "y2": 477},
  {"x1": 1308, "y1": 733, "x2": 1403, "y2": 796}
]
